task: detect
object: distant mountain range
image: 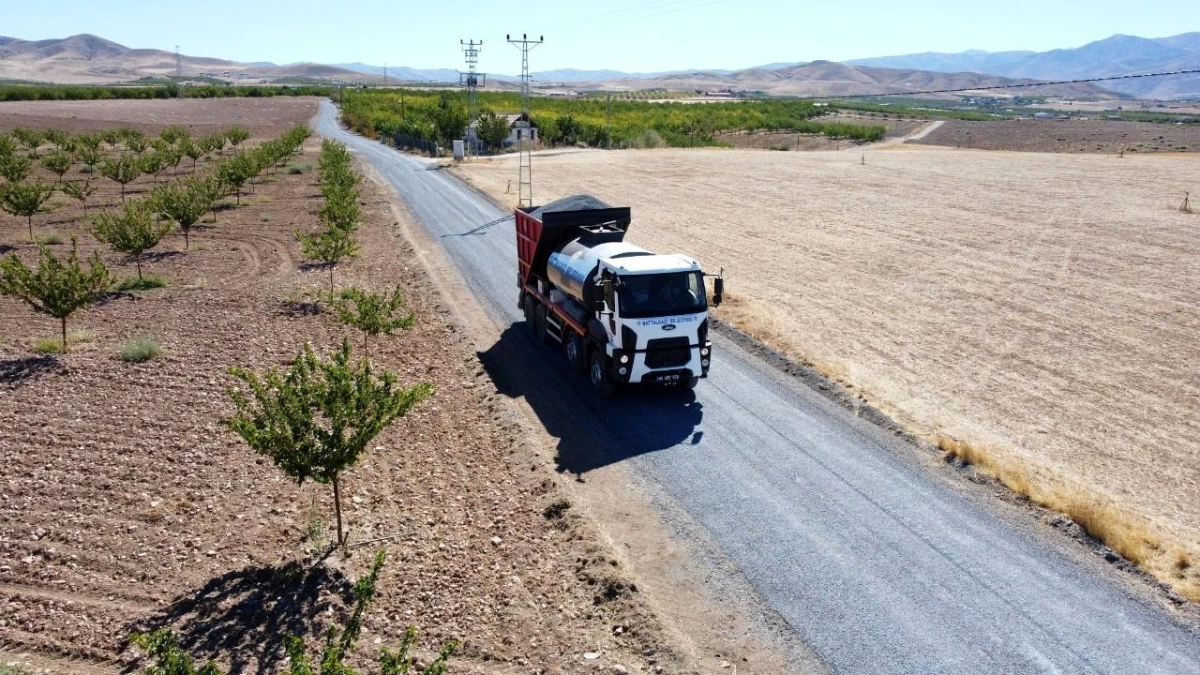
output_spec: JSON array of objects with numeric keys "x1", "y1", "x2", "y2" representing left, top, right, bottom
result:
[
  {"x1": 0, "y1": 34, "x2": 370, "y2": 84},
  {"x1": 847, "y1": 33, "x2": 1200, "y2": 99},
  {"x1": 0, "y1": 32, "x2": 1194, "y2": 99}
]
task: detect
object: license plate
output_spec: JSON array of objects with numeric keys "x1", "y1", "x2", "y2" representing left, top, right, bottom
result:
[{"x1": 654, "y1": 374, "x2": 681, "y2": 383}]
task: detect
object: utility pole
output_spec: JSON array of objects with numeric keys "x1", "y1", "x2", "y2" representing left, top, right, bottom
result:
[
  {"x1": 507, "y1": 33, "x2": 542, "y2": 207},
  {"x1": 383, "y1": 62, "x2": 388, "y2": 88},
  {"x1": 460, "y1": 39, "x2": 484, "y2": 160},
  {"x1": 175, "y1": 45, "x2": 182, "y2": 78},
  {"x1": 605, "y1": 93, "x2": 612, "y2": 149}
]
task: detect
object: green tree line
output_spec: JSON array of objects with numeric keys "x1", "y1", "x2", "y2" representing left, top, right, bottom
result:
[{"x1": 336, "y1": 89, "x2": 887, "y2": 149}]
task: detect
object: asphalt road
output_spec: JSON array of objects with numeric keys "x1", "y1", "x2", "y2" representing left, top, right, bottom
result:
[{"x1": 314, "y1": 101, "x2": 1200, "y2": 675}]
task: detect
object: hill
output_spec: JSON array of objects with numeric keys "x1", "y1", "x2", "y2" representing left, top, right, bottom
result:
[
  {"x1": 0, "y1": 33, "x2": 1123, "y2": 99},
  {"x1": 593, "y1": 60, "x2": 1117, "y2": 98},
  {"x1": 848, "y1": 33, "x2": 1200, "y2": 99},
  {"x1": 0, "y1": 34, "x2": 372, "y2": 84}
]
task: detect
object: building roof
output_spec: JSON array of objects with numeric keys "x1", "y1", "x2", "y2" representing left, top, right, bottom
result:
[{"x1": 504, "y1": 112, "x2": 539, "y2": 128}]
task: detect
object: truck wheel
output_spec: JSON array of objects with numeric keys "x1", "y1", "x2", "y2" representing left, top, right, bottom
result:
[
  {"x1": 565, "y1": 334, "x2": 585, "y2": 373},
  {"x1": 524, "y1": 296, "x2": 537, "y2": 335},
  {"x1": 684, "y1": 376, "x2": 700, "y2": 390},
  {"x1": 534, "y1": 304, "x2": 551, "y2": 344},
  {"x1": 589, "y1": 351, "x2": 616, "y2": 397}
]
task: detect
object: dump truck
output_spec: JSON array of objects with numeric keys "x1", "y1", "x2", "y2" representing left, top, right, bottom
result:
[{"x1": 515, "y1": 195, "x2": 723, "y2": 396}]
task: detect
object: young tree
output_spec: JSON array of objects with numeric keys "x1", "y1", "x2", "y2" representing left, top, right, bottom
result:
[
  {"x1": 12, "y1": 127, "x2": 44, "y2": 158},
  {"x1": 1, "y1": 180, "x2": 54, "y2": 240},
  {"x1": 140, "y1": 151, "x2": 168, "y2": 183},
  {"x1": 216, "y1": 153, "x2": 256, "y2": 205},
  {"x1": 0, "y1": 238, "x2": 112, "y2": 351},
  {"x1": 62, "y1": 179, "x2": 97, "y2": 215},
  {"x1": 41, "y1": 151, "x2": 74, "y2": 185},
  {"x1": 181, "y1": 138, "x2": 206, "y2": 173},
  {"x1": 226, "y1": 340, "x2": 433, "y2": 547},
  {"x1": 318, "y1": 188, "x2": 361, "y2": 232},
  {"x1": 99, "y1": 154, "x2": 143, "y2": 200},
  {"x1": 0, "y1": 134, "x2": 16, "y2": 160},
  {"x1": 45, "y1": 129, "x2": 72, "y2": 152},
  {"x1": 74, "y1": 132, "x2": 103, "y2": 154},
  {"x1": 159, "y1": 125, "x2": 190, "y2": 146},
  {"x1": 162, "y1": 144, "x2": 185, "y2": 175},
  {"x1": 224, "y1": 126, "x2": 251, "y2": 150},
  {"x1": 332, "y1": 286, "x2": 415, "y2": 357},
  {"x1": 476, "y1": 109, "x2": 510, "y2": 152},
  {"x1": 152, "y1": 178, "x2": 211, "y2": 249},
  {"x1": 202, "y1": 133, "x2": 226, "y2": 156},
  {"x1": 74, "y1": 145, "x2": 102, "y2": 175},
  {"x1": 0, "y1": 154, "x2": 32, "y2": 182},
  {"x1": 121, "y1": 128, "x2": 149, "y2": 154},
  {"x1": 432, "y1": 94, "x2": 467, "y2": 147},
  {"x1": 298, "y1": 226, "x2": 359, "y2": 296},
  {"x1": 91, "y1": 200, "x2": 172, "y2": 281},
  {"x1": 100, "y1": 129, "x2": 123, "y2": 150}
]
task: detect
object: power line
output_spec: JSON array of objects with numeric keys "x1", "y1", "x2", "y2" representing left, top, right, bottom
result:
[
  {"x1": 460, "y1": 39, "x2": 484, "y2": 160},
  {"x1": 807, "y1": 68, "x2": 1200, "y2": 100},
  {"x1": 508, "y1": 33, "x2": 543, "y2": 208}
]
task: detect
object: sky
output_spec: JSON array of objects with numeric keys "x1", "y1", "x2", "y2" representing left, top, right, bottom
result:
[{"x1": 3, "y1": 0, "x2": 1197, "y2": 73}]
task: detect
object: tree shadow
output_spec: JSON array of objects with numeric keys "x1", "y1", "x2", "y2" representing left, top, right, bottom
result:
[
  {"x1": 0, "y1": 244, "x2": 16, "y2": 255},
  {"x1": 127, "y1": 561, "x2": 352, "y2": 675},
  {"x1": 275, "y1": 298, "x2": 325, "y2": 318},
  {"x1": 0, "y1": 355, "x2": 62, "y2": 388},
  {"x1": 142, "y1": 250, "x2": 187, "y2": 263},
  {"x1": 478, "y1": 323, "x2": 704, "y2": 478}
]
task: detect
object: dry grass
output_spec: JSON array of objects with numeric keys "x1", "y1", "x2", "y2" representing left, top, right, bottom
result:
[
  {"x1": 935, "y1": 433, "x2": 1199, "y2": 599},
  {"x1": 455, "y1": 145, "x2": 1200, "y2": 600}
]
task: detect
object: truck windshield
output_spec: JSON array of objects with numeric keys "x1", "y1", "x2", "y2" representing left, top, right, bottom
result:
[{"x1": 618, "y1": 272, "x2": 707, "y2": 318}]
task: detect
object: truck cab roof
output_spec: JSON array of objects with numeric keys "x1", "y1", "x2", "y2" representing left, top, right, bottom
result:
[{"x1": 604, "y1": 252, "x2": 701, "y2": 276}]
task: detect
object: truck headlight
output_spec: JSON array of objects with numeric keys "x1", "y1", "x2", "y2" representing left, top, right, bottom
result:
[
  {"x1": 700, "y1": 347, "x2": 710, "y2": 356},
  {"x1": 702, "y1": 359, "x2": 710, "y2": 367},
  {"x1": 619, "y1": 366, "x2": 628, "y2": 375},
  {"x1": 619, "y1": 354, "x2": 630, "y2": 364}
]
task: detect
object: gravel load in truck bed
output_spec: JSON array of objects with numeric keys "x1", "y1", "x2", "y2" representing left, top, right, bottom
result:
[{"x1": 529, "y1": 194, "x2": 612, "y2": 220}]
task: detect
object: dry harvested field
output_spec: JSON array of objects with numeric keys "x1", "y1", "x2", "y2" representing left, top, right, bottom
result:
[
  {"x1": 915, "y1": 118, "x2": 1200, "y2": 154},
  {"x1": 454, "y1": 145, "x2": 1200, "y2": 598},
  {"x1": 0, "y1": 98, "x2": 320, "y2": 139},
  {"x1": 0, "y1": 103, "x2": 674, "y2": 674}
]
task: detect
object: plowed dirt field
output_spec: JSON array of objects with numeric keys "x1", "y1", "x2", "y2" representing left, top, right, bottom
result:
[{"x1": 0, "y1": 101, "x2": 672, "y2": 674}]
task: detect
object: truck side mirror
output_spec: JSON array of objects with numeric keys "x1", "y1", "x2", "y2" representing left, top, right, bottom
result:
[{"x1": 712, "y1": 277, "x2": 724, "y2": 307}]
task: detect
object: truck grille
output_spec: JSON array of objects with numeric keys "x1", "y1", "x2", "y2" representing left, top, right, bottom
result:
[{"x1": 645, "y1": 337, "x2": 691, "y2": 369}]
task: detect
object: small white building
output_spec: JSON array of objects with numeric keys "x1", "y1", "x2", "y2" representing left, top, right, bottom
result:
[{"x1": 504, "y1": 113, "x2": 539, "y2": 147}]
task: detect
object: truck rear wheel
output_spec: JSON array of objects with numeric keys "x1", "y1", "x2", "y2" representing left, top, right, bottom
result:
[
  {"x1": 589, "y1": 351, "x2": 616, "y2": 397},
  {"x1": 523, "y1": 295, "x2": 537, "y2": 335},
  {"x1": 534, "y1": 304, "x2": 550, "y2": 344},
  {"x1": 565, "y1": 334, "x2": 585, "y2": 373}
]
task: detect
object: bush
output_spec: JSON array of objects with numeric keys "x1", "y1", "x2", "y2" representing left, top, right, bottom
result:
[
  {"x1": 626, "y1": 129, "x2": 666, "y2": 149},
  {"x1": 114, "y1": 274, "x2": 167, "y2": 291},
  {"x1": 32, "y1": 337, "x2": 64, "y2": 354},
  {"x1": 36, "y1": 233, "x2": 64, "y2": 245},
  {"x1": 287, "y1": 163, "x2": 311, "y2": 174},
  {"x1": 119, "y1": 336, "x2": 162, "y2": 362}
]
